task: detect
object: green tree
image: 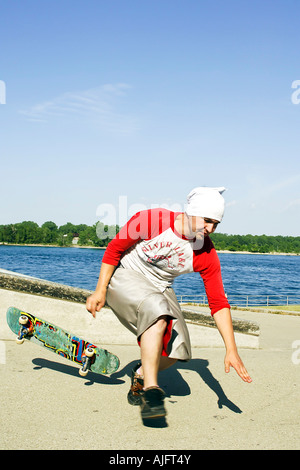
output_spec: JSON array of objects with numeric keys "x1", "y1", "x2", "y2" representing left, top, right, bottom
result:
[
  {"x1": 41, "y1": 221, "x2": 58, "y2": 244},
  {"x1": 14, "y1": 221, "x2": 42, "y2": 244}
]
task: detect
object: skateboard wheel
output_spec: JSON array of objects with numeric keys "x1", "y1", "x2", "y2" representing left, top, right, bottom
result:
[
  {"x1": 85, "y1": 347, "x2": 95, "y2": 358},
  {"x1": 19, "y1": 315, "x2": 29, "y2": 325},
  {"x1": 16, "y1": 337, "x2": 25, "y2": 345},
  {"x1": 79, "y1": 367, "x2": 89, "y2": 377}
]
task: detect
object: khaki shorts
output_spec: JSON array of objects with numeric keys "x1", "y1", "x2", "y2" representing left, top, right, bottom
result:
[{"x1": 106, "y1": 267, "x2": 191, "y2": 361}]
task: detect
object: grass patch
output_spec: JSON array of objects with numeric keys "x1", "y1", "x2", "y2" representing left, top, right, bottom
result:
[{"x1": 265, "y1": 305, "x2": 300, "y2": 312}]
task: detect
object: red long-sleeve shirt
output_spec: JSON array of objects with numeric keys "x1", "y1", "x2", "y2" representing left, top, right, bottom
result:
[{"x1": 103, "y1": 209, "x2": 230, "y2": 315}]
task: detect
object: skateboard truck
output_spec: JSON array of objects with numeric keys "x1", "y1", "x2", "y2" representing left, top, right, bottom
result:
[
  {"x1": 16, "y1": 315, "x2": 34, "y2": 344},
  {"x1": 79, "y1": 347, "x2": 96, "y2": 377}
]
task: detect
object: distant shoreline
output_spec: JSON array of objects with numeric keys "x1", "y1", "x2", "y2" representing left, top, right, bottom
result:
[
  {"x1": 217, "y1": 250, "x2": 299, "y2": 256},
  {"x1": 0, "y1": 242, "x2": 105, "y2": 250},
  {"x1": 0, "y1": 242, "x2": 299, "y2": 256}
]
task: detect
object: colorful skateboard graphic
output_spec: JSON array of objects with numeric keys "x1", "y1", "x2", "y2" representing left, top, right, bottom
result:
[{"x1": 6, "y1": 306, "x2": 119, "y2": 376}]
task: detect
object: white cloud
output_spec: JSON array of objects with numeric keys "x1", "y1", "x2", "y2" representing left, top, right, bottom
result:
[
  {"x1": 19, "y1": 83, "x2": 138, "y2": 134},
  {"x1": 245, "y1": 173, "x2": 300, "y2": 209},
  {"x1": 280, "y1": 198, "x2": 300, "y2": 212},
  {"x1": 264, "y1": 174, "x2": 300, "y2": 196},
  {"x1": 225, "y1": 200, "x2": 237, "y2": 208}
]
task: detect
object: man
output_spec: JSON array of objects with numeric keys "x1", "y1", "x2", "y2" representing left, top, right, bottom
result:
[{"x1": 86, "y1": 187, "x2": 252, "y2": 420}]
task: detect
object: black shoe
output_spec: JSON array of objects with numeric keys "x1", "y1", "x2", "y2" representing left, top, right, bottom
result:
[
  {"x1": 127, "y1": 362, "x2": 144, "y2": 406},
  {"x1": 140, "y1": 387, "x2": 166, "y2": 419}
]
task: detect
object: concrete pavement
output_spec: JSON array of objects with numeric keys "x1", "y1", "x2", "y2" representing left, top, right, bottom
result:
[{"x1": 0, "y1": 286, "x2": 299, "y2": 450}]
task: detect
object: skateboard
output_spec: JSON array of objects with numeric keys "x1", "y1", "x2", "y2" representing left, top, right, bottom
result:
[{"x1": 6, "y1": 306, "x2": 120, "y2": 377}]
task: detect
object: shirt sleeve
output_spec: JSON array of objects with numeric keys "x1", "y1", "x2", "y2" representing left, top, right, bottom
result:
[
  {"x1": 193, "y1": 238, "x2": 230, "y2": 316},
  {"x1": 102, "y1": 209, "x2": 173, "y2": 266},
  {"x1": 102, "y1": 211, "x2": 145, "y2": 266}
]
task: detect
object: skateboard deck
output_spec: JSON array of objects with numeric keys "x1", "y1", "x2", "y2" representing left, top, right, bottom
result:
[{"x1": 6, "y1": 306, "x2": 120, "y2": 376}]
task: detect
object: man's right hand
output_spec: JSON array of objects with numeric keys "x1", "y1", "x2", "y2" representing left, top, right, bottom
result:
[
  {"x1": 86, "y1": 263, "x2": 116, "y2": 318},
  {"x1": 86, "y1": 290, "x2": 106, "y2": 318}
]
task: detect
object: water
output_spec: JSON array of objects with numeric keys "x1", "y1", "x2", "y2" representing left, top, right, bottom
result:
[{"x1": 0, "y1": 245, "x2": 299, "y2": 306}]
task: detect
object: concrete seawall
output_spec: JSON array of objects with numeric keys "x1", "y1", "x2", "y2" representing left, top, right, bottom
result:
[
  {"x1": 0, "y1": 268, "x2": 92, "y2": 303},
  {"x1": 0, "y1": 268, "x2": 259, "y2": 348}
]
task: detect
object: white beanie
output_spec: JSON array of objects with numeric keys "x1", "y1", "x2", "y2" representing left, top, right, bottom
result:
[{"x1": 186, "y1": 186, "x2": 227, "y2": 222}]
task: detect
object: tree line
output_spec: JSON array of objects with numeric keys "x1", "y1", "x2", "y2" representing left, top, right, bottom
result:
[
  {"x1": 0, "y1": 221, "x2": 118, "y2": 248},
  {"x1": 210, "y1": 232, "x2": 300, "y2": 254},
  {"x1": 0, "y1": 221, "x2": 299, "y2": 254}
]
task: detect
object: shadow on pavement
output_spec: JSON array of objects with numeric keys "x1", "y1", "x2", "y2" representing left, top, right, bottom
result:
[
  {"x1": 32, "y1": 357, "x2": 125, "y2": 386},
  {"x1": 31, "y1": 354, "x2": 242, "y2": 429},
  {"x1": 113, "y1": 358, "x2": 243, "y2": 417}
]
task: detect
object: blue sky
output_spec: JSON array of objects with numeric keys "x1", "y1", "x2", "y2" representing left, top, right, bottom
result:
[{"x1": 0, "y1": 0, "x2": 299, "y2": 236}]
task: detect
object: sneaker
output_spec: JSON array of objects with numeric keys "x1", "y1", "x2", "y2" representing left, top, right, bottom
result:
[
  {"x1": 127, "y1": 362, "x2": 144, "y2": 406},
  {"x1": 140, "y1": 387, "x2": 166, "y2": 419}
]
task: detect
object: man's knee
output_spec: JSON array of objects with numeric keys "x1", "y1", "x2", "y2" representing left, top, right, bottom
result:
[
  {"x1": 139, "y1": 315, "x2": 172, "y2": 341},
  {"x1": 154, "y1": 315, "x2": 170, "y2": 332}
]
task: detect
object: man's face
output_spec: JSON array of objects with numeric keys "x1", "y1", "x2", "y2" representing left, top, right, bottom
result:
[{"x1": 187, "y1": 216, "x2": 219, "y2": 240}]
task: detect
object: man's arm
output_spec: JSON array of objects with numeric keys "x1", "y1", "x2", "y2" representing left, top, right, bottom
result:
[
  {"x1": 86, "y1": 263, "x2": 116, "y2": 318},
  {"x1": 86, "y1": 211, "x2": 147, "y2": 317},
  {"x1": 213, "y1": 308, "x2": 252, "y2": 383},
  {"x1": 86, "y1": 209, "x2": 169, "y2": 317}
]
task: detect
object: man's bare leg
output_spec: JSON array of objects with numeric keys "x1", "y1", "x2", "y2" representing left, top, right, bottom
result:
[{"x1": 139, "y1": 316, "x2": 177, "y2": 389}]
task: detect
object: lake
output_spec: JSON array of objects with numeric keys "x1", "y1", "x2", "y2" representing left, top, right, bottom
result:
[{"x1": 0, "y1": 245, "x2": 299, "y2": 306}]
